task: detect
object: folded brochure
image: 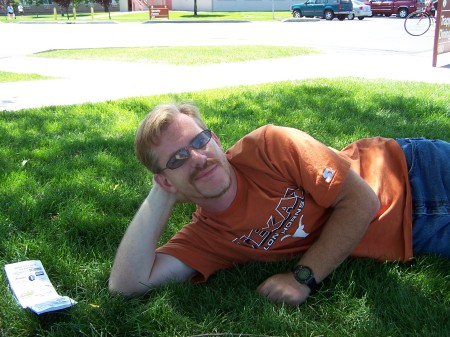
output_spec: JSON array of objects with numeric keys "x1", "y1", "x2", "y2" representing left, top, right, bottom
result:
[{"x1": 4, "y1": 260, "x2": 76, "y2": 314}]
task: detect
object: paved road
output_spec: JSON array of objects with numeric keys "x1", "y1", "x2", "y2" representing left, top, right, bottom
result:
[{"x1": 1, "y1": 17, "x2": 449, "y2": 111}]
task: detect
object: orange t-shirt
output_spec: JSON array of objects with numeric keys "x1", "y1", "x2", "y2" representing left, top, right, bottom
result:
[{"x1": 157, "y1": 125, "x2": 412, "y2": 282}]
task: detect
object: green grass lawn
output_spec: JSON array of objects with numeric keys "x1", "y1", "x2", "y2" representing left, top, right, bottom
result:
[
  {"x1": 1, "y1": 79, "x2": 449, "y2": 336},
  {"x1": 0, "y1": 71, "x2": 54, "y2": 82},
  {"x1": 2, "y1": 11, "x2": 293, "y2": 23},
  {"x1": 33, "y1": 46, "x2": 318, "y2": 65},
  {"x1": 3, "y1": 46, "x2": 316, "y2": 82}
]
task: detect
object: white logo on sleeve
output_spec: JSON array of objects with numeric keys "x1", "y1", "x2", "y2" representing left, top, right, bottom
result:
[{"x1": 323, "y1": 167, "x2": 336, "y2": 183}]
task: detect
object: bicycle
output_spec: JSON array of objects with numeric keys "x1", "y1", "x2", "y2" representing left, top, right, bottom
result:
[{"x1": 404, "y1": 1, "x2": 437, "y2": 36}]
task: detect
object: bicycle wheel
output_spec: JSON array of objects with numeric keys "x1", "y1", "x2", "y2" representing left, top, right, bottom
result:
[{"x1": 404, "y1": 12, "x2": 431, "y2": 36}]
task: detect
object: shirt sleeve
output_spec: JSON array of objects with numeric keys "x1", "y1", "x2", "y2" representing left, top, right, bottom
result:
[
  {"x1": 156, "y1": 217, "x2": 232, "y2": 282},
  {"x1": 234, "y1": 125, "x2": 351, "y2": 208}
]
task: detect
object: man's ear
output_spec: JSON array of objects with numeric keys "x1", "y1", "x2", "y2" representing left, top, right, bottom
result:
[{"x1": 153, "y1": 174, "x2": 178, "y2": 194}]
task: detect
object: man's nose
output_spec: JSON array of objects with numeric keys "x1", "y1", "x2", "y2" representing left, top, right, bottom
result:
[{"x1": 189, "y1": 148, "x2": 207, "y2": 166}]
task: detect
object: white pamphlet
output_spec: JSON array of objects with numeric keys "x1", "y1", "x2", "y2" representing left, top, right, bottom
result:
[{"x1": 4, "y1": 260, "x2": 77, "y2": 315}]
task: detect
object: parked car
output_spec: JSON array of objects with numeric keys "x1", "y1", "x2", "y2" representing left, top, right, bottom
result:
[
  {"x1": 364, "y1": 0, "x2": 425, "y2": 18},
  {"x1": 291, "y1": 0, "x2": 354, "y2": 21},
  {"x1": 348, "y1": 0, "x2": 372, "y2": 19}
]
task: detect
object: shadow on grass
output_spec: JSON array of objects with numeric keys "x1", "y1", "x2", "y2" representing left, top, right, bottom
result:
[
  {"x1": 140, "y1": 256, "x2": 450, "y2": 336},
  {"x1": 330, "y1": 257, "x2": 450, "y2": 335},
  {"x1": 191, "y1": 80, "x2": 449, "y2": 148}
]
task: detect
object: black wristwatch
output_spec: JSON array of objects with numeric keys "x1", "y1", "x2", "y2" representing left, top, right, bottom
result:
[{"x1": 292, "y1": 265, "x2": 318, "y2": 292}]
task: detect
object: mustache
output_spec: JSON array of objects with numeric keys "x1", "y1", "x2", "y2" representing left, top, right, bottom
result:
[{"x1": 190, "y1": 157, "x2": 222, "y2": 181}]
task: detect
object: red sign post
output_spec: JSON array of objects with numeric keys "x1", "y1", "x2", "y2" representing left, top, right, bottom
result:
[{"x1": 433, "y1": 0, "x2": 450, "y2": 66}]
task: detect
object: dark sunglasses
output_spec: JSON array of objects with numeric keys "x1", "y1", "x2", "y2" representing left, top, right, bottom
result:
[{"x1": 158, "y1": 129, "x2": 212, "y2": 172}]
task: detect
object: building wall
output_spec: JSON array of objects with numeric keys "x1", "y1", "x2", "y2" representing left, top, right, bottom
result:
[
  {"x1": 20, "y1": 2, "x2": 120, "y2": 15},
  {"x1": 119, "y1": 0, "x2": 172, "y2": 11},
  {"x1": 172, "y1": 0, "x2": 212, "y2": 11},
  {"x1": 209, "y1": 0, "x2": 294, "y2": 12},
  {"x1": 119, "y1": 0, "x2": 296, "y2": 12}
]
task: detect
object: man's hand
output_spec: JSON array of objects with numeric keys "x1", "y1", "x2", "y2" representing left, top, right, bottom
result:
[
  {"x1": 152, "y1": 175, "x2": 190, "y2": 204},
  {"x1": 257, "y1": 272, "x2": 311, "y2": 307}
]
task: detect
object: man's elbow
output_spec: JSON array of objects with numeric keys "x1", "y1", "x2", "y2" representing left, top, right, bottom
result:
[
  {"x1": 342, "y1": 171, "x2": 381, "y2": 224},
  {"x1": 108, "y1": 277, "x2": 150, "y2": 297}
]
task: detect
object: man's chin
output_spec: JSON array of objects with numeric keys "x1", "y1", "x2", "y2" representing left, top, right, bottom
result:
[
  {"x1": 196, "y1": 172, "x2": 232, "y2": 200},
  {"x1": 201, "y1": 187, "x2": 231, "y2": 200},
  {"x1": 191, "y1": 158, "x2": 233, "y2": 199}
]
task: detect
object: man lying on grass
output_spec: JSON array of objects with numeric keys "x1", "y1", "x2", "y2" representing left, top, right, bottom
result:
[{"x1": 109, "y1": 103, "x2": 450, "y2": 306}]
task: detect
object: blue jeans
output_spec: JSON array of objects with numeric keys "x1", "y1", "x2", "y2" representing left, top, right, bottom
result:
[{"x1": 396, "y1": 138, "x2": 450, "y2": 258}]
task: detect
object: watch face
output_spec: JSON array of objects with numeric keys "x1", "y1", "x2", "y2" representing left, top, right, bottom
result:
[
  {"x1": 297, "y1": 267, "x2": 312, "y2": 281},
  {"x1": 293, "y1": 265, "x2": 318, "y2": 291}
]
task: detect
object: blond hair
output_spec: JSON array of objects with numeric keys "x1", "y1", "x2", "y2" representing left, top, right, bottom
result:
[{"x1": 135, "y1": 103, "x2": 207, "y2": 173}]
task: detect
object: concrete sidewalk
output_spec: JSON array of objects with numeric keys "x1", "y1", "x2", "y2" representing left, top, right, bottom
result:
[
  {"x1": 1, "y1": 50, "x2": 449, "y2": 111},
  {"x1": 1, "y1": 21, "x2": 450, "y2": 111}
]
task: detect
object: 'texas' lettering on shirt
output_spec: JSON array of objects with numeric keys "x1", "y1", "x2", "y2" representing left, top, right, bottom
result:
[{"x1": 232, "y1": 188, "x2": 309, "y2": 251}]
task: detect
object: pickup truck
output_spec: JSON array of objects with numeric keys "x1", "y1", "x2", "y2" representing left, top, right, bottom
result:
[
  {"x1": 291, "y1": 0, "x2": 353, "y2": 21},
  {"x1": 366, "y1": 0, "x2": 425, "y2": 18}
]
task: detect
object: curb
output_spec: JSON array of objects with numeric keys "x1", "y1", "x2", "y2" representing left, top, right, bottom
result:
[{"x1": 282, "y1": 18, "x2": 321, "y2": 22}]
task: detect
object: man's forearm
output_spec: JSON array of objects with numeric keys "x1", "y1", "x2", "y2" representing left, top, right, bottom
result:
[
  {"x1": 257, "y1": 170, "x2": 380, "y2": 306},
  {"x1": 109, "y1": 184, "x2": 176, "y2": 295},
  {"x1": 297, "y1": 169, "x2": 380, "y2": 283}
]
